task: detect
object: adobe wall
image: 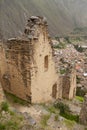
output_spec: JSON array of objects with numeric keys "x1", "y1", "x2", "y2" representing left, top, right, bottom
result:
[
  {"x1": 69, "y1": 66, "x2": 76, "y2": 99},
  {"x1": 0, "y1": 16, "x2": 61, "y2": 103},
  {"x1": 0, "y1": 43, "x2": 6, "y2": 103},
  {"x1": 30, "y1": 25, "x2": 60, "y2": 103},
  {"x1": 0, "y1": 40, "x2": 32, "y2": 102},
  {"x1": 62, "y1": 65, "x2": 76, "y2": 100}
]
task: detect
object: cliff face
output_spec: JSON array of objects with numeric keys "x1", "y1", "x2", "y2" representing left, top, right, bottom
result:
[{"x1": 1, "y1": 0, "x2": 87, "y2": 39}]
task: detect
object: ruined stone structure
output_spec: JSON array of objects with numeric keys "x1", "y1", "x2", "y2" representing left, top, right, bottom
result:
[
  {"x1": 0, "y1": 43, "x2": 6, "y2": 103},
  {"x1": 0, "y1": 16, "x2": 60, "y2": 103},
  {"x1": 80, "y1": 94, "x2": 87, "y2": 125},
  {"x1": 61, "y1": 64, "x2": 76, "y2": 100},
  {"x1": 0, "y1": 16, "x2": 77, "y2": 103}
]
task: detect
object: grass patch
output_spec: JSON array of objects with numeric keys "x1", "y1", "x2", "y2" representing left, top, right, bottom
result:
[
  {"x1": 64, "y1": 119, "x2": 75, "y2": 129},
  {"x1": 48, "y1": 105, "x2": 58, "y2": 114},
  {"x1": 0, "y1": 110, "x2": 23, "y2": 130},
  {"x1": 75, "y1": 96, "x2": 84, "y2": 102},
  {"x1": 5, "y1": 91, "x2": 29, "y2": 105},
  {"x1": 41, "y1": 114, "x2": 50, "y2": 128},
  {"x1": 0, "y1": 121, "x2": 19, "y2": 130},
  {"x1": 0, "y1": 101, "x2": 24, "y2": 130},
  {"x1": 61, "y1": 112, "x2": 79, "y2": 122}
]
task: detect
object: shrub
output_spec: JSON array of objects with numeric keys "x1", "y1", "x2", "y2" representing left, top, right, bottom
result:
[
  {"x1": 76, "y1": 87, "x2": 85, "y2": 97},
  {"x1": 74, "y1": 45, "x2": 84, "y2": 53},
  {"x1": 54, "y1": 102, "x2": 70, "y2": 114},
  {"x1": 76, "y1": 76, "x2": 81, "y2": 84},
  {"x1": 54, "y1": 101, "x2": 79, "y2": 122},
  {"x1": 1, "y1": 102, "x2": 9, "y2": 112},
  {"x1": 64, "y1": 37, "x2": 71, "y2": 44},
  {"x1": 60, "y1": 69, "x2": 66, "y2": 74},
  {"x1": 54, "y1": 114, "x2": 59, "y2": 121},
  {"x1": 0, "y1": 123, "x2": 6, "y2": 130}
]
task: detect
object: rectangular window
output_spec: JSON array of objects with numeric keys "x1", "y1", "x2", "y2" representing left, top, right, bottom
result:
[{"x1": 44, "y1": 55, "x2": 48, "y2": 71}]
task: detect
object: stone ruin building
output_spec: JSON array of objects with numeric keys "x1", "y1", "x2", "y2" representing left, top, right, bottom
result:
[
  {"x1": 0, "y1": 16, "x2": 76, "y2": 103},
  {"x1": 0, "y1": 16, "x2": 61, "y2": 103},
  {"x1": 61, "y1": 64, "x2": 76, "y2": 100}
]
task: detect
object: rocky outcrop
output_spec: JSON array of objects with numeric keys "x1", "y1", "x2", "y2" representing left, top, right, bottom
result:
[{"x1": 80, "y1": 94, "x2": 87, "y2": 125}]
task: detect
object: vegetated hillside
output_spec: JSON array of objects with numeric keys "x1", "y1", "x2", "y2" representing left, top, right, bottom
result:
[{"x1": 1, "y1": 0, "x2": 87, "y2": 39}]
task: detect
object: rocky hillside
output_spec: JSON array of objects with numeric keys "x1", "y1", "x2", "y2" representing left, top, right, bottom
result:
[{"x1": 1, "y1": 0, "x2": 87, "y2": 39}]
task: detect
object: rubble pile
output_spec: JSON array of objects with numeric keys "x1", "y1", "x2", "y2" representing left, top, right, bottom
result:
[{"x1": 24, "y1": 16, "x2": 48, "y2": 40}]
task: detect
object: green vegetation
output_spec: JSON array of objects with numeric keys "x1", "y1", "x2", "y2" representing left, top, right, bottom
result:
[
  {"x1": 54, "y1": 114, "x2": 59, "y2": 121},
  {"x1": 1, "y1": 102, "x2": 9, "y2": 112},
  {"x1": 73, "y1": 27, "x2": 87, "y2": 34},
  {"x1": 64, "y1": 37, "x2": 71, "y2": 44},
  {"x1": 54, "y1": 101, "x2": 79, "y2": 122},
  {"x1": 48, "y1": 105, "x2": 58, "y2": 114},
  {"x1": 74, "y1": 44, "x2": 84, "y2": 53},
  {"x1": 5, "y1": 91, "x2": 29, "y2": 105},
  {"x1": 75, "y1": 96, "x2": 84, "y2": 102},
  {"x1": 0, "y1": 102, "x2": 23, "y2": 130},
  {"x1": 76, "y1": 76, "x2": 81, "y2": 84},
  {"x1": 76, "y1": 87, "x2": 85, "y2": 97},
  {"x1": 64, "y1": 119, "x2": 75, "y2": 129},
  {"x1": 61, "y1": 112, "x2": 79, "y2": 122},
  {"x1": 41, "y1": 114, "x2": 50, "y2": 128},
  {"x1": 53, "y1": 42, "x2": 66, "y2": 49},
  {"x1": 0, "y1": 119, "x2": 20, "y2": 130},
  {"x1": 47, "y1": 105, "x2": 59, "y2": 121},
  {"x1": 54, "y1": 102, "x2": 70, "y2": 114},
  {"x1": 0, "y1": 124, "x2": 5, "y2": 130},
  {"x1": 60, "y1": 68, "x2": 66, "y2": 74},
  {"x1": 0, "y1": 121, "x2": 19, "y2": 130}
]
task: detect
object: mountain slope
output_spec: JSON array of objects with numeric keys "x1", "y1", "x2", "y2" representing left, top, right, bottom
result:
[{"x1": 0, "y1": 0, "x2": 87, "y2": 39}]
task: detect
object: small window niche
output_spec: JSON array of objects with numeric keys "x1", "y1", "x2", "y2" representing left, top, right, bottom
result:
[
  {"x1": 44, "y1": 55, "x2": 49, "y2": 71},
  {"x1": 52, "y1": 83, "x2": 57, "y2": 99}
]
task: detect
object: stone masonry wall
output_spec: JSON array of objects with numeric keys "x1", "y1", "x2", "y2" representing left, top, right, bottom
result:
[
  {"x1": 62, "y1": 64, "x2": 76, "y2": 100},
  {"x1": 0, "y1": 16, "x2": 60, "y2": 103}
]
